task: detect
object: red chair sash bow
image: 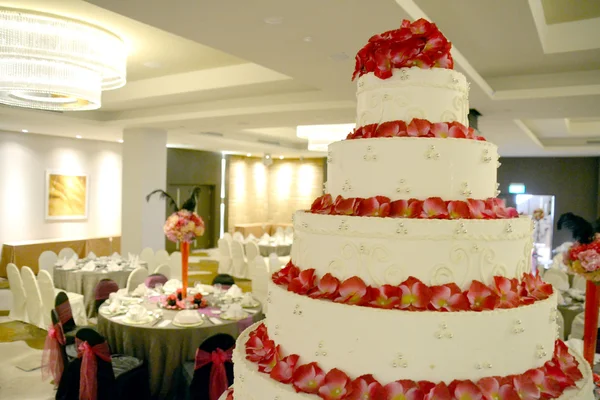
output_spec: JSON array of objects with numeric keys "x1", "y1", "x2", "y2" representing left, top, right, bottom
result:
[
  {"x1": 56, "y1": 302, "x2": 73, "y2": 325},
  {"x1": 76, "y1": 340, "x2": 112, "y2": 400},
  {"x1": 41, "y1": 324, "x2": 66, "y2": 385},
  {"x1": 194, "y1": 347, "x2": 233, "y2": 400}
]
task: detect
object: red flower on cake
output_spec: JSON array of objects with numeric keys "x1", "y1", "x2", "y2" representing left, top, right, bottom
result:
[
  {"x1": 513, "y1": 375, "x2": 540, "y2": 400},
  {"x1": 423, "y1": 31, "x2": 447, "y2": 53},
  {"x1": 245, "y1": 331, "x2": 275, "y2": 363},
  {"x1": 335, "y1": 276, "x2": 369, "y2": 305},
  {"x1": 288, "y1": 269, "x2": 317, "y2": 295},
  {"x1": 368, "y1": 284, "x2": 400, "y2": 309},
  {"x1": 270, "y1": 354, "x2": 299, "y2": 384},
  {"x1": 477, "y1": 377, "x2": 519, "y2": 400},
  {"x1": 422, "y1": 197, "x2": 449, "y2": 219},
  {"x1": 448, "y1": 200, "x2": 470, "y2": 219},
  {"x1": 348, "y1": 375, "x2": 384, "y2": 400},
  {"x1": 466, "y1": 199, "x2": 489, "y2": 219},
  {"x1": 309, "y1": 273, "x2": 340, "y2": 300},
  {"x1": 357, "y1": 196, "x2": 391, "y2": 217},
  {"x1": 429, "y1": 283, "x2": 469, "y2": 311},
  {"x1": 448, "y1": 121, "x2": 468, "y2": 138},
  {"x1": 318, "y1": 369, "x2": 352, "y2": 400},
  {"x1": 407, "y1": 118, "x2": 431, "y2": 137},
  {"x1": 410, "y1": 18, "x2": 435, "y2": 36},
  {"x1": 311, "y1": 194, "x2": 334, "y2": 214},
  {"x1": 543, "y1": 362, "x2": 576, "y2": 390},
  {"x1": 451, "y1": 381, "x2": 483, "y2": 400},
  {"x1": 389, "y1": 199, "x2": 423, "y2": 218},
  {"x1": 292, "y1": 362, "x2": 326, "y2": 394},
  {"x1": 398, "y1": 277, "x2": 431, "y2": 310},
  {"x1": 334, "y1": 196, "x2": 361, "y2": 215},
  {"x1": 492, "y1": 276, "x2": 520, "y2": 309},
  {"x1": 520, "y1": 272, "x2": 553, "y2": 301},
  {"x1": 424, "y1": 382, "x2": 452, "y2": 400},
  {"x1": 553, "y1": 341, "x2": 583, "y2": 381},
  {"x1": 272, "y1": 262, "x2": 300, "y2": 285},
  {"x1": 466, "y1": 280, "x2": 498, "y2": 311},
  {"x1": 524, "y1": 369, "x2": 562, "y2": 398},
  {"x1": 257, "y1": 344, "x2": 282, "y2": 373},
  {"x1": 382, "y1": 380, "x2": 424, "y2": 400},
  {"x1": 433, "y1": 51, "x2": 453, "y2": 68},
  {"x1": 430, "y1": 122, "x2": 450, "y2": 138},
  {"x1": 375, "y1": 121, "x2": 408, "y2": 137}
]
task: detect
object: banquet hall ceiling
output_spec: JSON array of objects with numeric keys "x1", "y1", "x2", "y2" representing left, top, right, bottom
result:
[{"x1": 0, "y1": 0, "x2": 599, "y2": 157}]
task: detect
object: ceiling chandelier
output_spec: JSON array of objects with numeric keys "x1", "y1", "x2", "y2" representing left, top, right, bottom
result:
[
  {"x1": 297, "y1": 123, "x2": 355, "y2": 152},
  {"x1": 0, "y1": 7, "x2": 127, "y2": 111}
]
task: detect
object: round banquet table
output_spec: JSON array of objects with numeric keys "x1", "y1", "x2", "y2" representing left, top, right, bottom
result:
[
  {"x1": 258, "y1": 243, "x2": 292, "y2": 257},
  {"x1": 98, "y1": 299, "x2": 264, "y2": 399},
  {"x1": 54, "y1": 267, "x2": 133, "y2": 318},
  {"x1": 558, "y1": 302, "x2": 584, "y2": 339}
]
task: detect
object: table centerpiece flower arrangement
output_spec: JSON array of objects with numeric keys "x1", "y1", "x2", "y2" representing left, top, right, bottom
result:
[
  {"x1": 147, "y1": 187, "x2": 205, "y2": 301},
  {"x1": 558, "y1": 212, "x2": 600, "y2": 366},
  {"x1": 161, "y1": 289, "x2": 208, "y2": 310}
]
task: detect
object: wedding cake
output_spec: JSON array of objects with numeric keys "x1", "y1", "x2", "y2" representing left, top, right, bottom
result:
[{"x1": 226, "y1": 19, "x2": 593, "y2": 400}]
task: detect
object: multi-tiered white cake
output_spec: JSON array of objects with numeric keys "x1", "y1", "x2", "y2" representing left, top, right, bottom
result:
[{"x1": 226, "y1": 19, "x2": 593, "y2": 400}]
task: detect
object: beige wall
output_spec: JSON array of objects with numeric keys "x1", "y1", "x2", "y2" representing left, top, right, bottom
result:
[{"x1": 227, "y1": 156, "x2": 325, "y2": 229}]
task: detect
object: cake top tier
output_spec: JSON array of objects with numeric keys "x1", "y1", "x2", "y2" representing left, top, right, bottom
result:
[{"x1": 353, "y1": 19, "x2": 453, "y2": 81}]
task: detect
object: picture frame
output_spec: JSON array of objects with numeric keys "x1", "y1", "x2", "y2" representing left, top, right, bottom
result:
[{"x1": 45, "y1": 170, "x2": 89, "y2": 220}]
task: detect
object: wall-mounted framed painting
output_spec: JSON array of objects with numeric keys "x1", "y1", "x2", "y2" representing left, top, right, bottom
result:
[{"x1": 45, "y1": 170, "x2": 89, "y2": 220}]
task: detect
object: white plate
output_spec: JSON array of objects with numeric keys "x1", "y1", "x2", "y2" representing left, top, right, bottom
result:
[
  {"x1": 172, "y1": 319, "x2": 204, "y2": 328},
  {"x1": 122, "y1": 314, "x2": 154, "y2": 325},
  {"x1": 242, "y1": 302, "x2": 260, "y2": 309},
  {"x1": 100, "y1": 306, "x2": 128, "y2": 316},
  {"x1": 220, "y1": 312, "x2": 249, "y2": 321}
]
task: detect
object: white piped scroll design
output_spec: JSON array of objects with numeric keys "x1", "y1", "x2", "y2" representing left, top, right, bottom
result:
[
  {"x1": 516, "y1": 237, "x2": 534, "y2": 277},
  {"x1": 328, "y1": 242, "x2": 406, "y2": 286},
  {"x1": 430, "y1": 244, "x2": 508, "y2": 287},
  {"x1": 358, "y1": 92, "x2": 410, "y2": 128}
]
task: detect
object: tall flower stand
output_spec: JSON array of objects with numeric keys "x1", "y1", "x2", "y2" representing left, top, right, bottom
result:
[
  {"x1": 181, "y1": 241, "x2": 189, "y2": 298},
  {"x1": 583, "y1": 280, "x2": 600, "y2": 367}
]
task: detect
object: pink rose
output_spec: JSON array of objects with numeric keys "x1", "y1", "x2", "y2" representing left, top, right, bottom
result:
[{"x1": 577, "y1": 249, "x2": 600, "y2": 272}]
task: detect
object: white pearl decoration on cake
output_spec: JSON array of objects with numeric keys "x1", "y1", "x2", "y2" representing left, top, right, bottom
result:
[
  {"x1": 396, "y1": 222, "x2": 408, "y2": 235},
  {"x1": 327, "y1": 151, "x2": 333, "y2": 163},
  {"x1": 363, "y1": 146, "x2": 377, "y2": 162},
  {"x1": 455, "y1": 222, "x2": 467, "y2": 235},
  {"x1": 536, "y1": 345, "x2": 547, "y2": 359},
  {"x1": 460, "y1": 181, "x2": 472, "y2": 196},
  {"x1": 435, "y1": 322, "x2": 453, "y2": 339},
  {"x1": 425, "y1": 145, "x2": 440, "y2": 160},
  {"x1": 399, "y1": 69, "x2": 409, "y2": 81},
  {"x1": 391, "y1": 353, "x2": 407, "y2": 368},
  {"x1": 338, "y1": 220, "x2": 350, "y2": 231},
  {"x1": 396, "y1": 179, "x2": 411, "y2": 194},
  {"x1": 342, "y1": 179, "x2": 352, "y2": 192},
  {"x1": 505, "y1": 222, "x2": 514, "y2": 233},
  {"x1": 512, "y1": 319, "x2": 525, "y2": 334},
  {"x1": 315, "y1": 341, "x2": 327, "y2": 357},
  {"x1": 482, "y1": 149, "x2": 492, "y2": 163}
]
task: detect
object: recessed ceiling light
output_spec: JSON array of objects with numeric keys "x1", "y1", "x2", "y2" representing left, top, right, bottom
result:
[
  {"x1": 265, "y1": 154, "x2": 271, "y2": 159},
  {"x1": 279, "y1": 155, "x2": 284, "y2": 160},
  {"x1": 246, "y1": 153, "x2": 251, "y2": 157},
  {"x1": 75, "y1": 135, "x2": 82, "y2": 139},
  {"x1": 142, "y1": 61, "x2": 162, "y2": 69},
  {"x1": 303, "y1": 36, "x2": 313, "y2": 42},
  {"x1": 264, "y1": 16, "x2": 283, "y2": 25},
  {"x1": 21, "y1": 129, "x2": 28, "y2": 133},
  {"x1": 118, "y1": 139, "x2": 124, "y2": 143}
]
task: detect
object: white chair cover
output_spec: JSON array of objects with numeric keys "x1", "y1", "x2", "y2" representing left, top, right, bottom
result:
[
  {"x1": 37, "y1": 270, "x2": 87, "y2": 328},
  {"x1": 269, "y1": 253, "x2": 282, "y2": 272},
  {"x1": 222, "y1": 232, "x2": 233, "y2": 243},
  {"x1": 126, "y1": 267, "x2": 149, "y2": 293},
  {"x1": 154, "y1": 249, "x2": 170, "y2": 269},
  {"x1": 154, "y1": 264, "x2": 171, "y2": 279},
  {"x1": 232, "y1": 231, "x2": 244, "y2": 243},
  {"x1": 87, "y1": 251, "x2": 97, "y2": 260},
  {"x1": 572, "y1": 274, "x2": 587, "y2": 292},
  {"x1": 284, "y1": 226, "x2": 294, "y2": 236},
  {"x1": 58, "y1": 247, "x2": 76, "y2": 260},
  {"x1": 543, "y1": 269, "x2": 569, "y2": 291},
  {"x1": 20, "y1": 266, "x2": 44, "y2": 329},
  {"x1": 569, "y1": 312, "x2": 585, "y2": 340},
  {"x1": 169, "y1": 251, "x2": 183, "y2": 281},
  {"x1": 217, "y1": 238, "x2": 233, "y2": 275},
  {"x1": 139, "y1": 247, "x2": 155, "y2": 272},
  {"x1": 244, "y1": 241, "x2": 260, "y2": 264},
  {"x1": 230, "y1": 240, "x2": 248, "y2": 279},
  {"x1": 556, "y1": 309, "x2": 565, "y2": 340},
  {"x1": 250, "y1": 256, "x2": 269, "y2": 311},
  {"x1": 38, "y1": 250, "x2": 58, "y2": 276},
  {"x1": 6, "y1": 263, "x2": 27, "y2": 322}
]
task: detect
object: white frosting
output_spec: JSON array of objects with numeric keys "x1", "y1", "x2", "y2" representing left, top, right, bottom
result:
[
  {"x1": 326, "y1": 138, "x2": 499, "y2": 201},
  {"x1": 356, "y1": 68, "x2": 469, "y2": 127},
  {"x1": 292, "y1": 212, "x2": 533, "y2": 289},
  {"x1": 231, "y1": 322, "x2": 593, "y2": 400}
]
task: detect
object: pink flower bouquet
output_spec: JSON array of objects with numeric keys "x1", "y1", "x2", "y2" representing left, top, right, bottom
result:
[{"x1": 163, "y1": 209, "x2": 205, "y2": 243}]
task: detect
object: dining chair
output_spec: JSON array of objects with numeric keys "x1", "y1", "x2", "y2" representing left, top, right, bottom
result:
[
  {"x1": 221, "y1": 232, "x2": 233, "y2": 243},
  {"x1": 126, "y1": 267, "x2": 149, "y2": 293},
  {"x1": 58, "y1": 247, "x2": 77, "y2": 261},
  {"x1": 42, "y1": 309, "x2": 75, "y2": 388},
  {"x1": 541, "y1": 268, "x2": 569, "y2": 291},
  {"x1": 250, "y1": 256, "x2": 269, "y2": 310},
  {"x1": 268, "y1": 253, "x2": 281, "y2": 273},
  {"x1": 39, "y1": 270, "x2": 88, "y2": 327},
  {"x1": 212, "y1": 274, "x2": 235, "y2": 288},
  {"x1": 232, "y1": 231, "x2": 244, "y2": 243},
  {"x1": 21, "y1": 266, "x2": 45, "y2": 328},
  {"x1": 230, "y1": 240, "x2": 248, "y2": 279},
  {"x1": 87, "y1": 251, "x2": 98, "y2": 260},
  {"x1": 217, "y1": 239, "x2": 233, "y2": 275},
  {"x1": 94, "y1": 279, "x2": 119, "y2": 313},
  {"x1": 56, "y1": 328, "x2": 149, "y2": 400},
  {"x1": 180, "y1": 333, "x2": 235, "y2": 400},
  {"x1": 244, "y1": 242, "x2": 260, "y2": 266},
  {"x1": 6, "y1": 263, "x2": 27, "y2": 322},
  {"x1": 144, "y1": 273, "x2": 168, "y2": 289},
  {"x1": 571, "y1": 274, "x2": 587, "y2": 292},
  {"x1": 38, "y1": 250, "x2": 58, "y2": 276},
  {"x1": 169, "y1": 251, "x2": 183, "y2": 281},
  {"x1": 154, "y1": 249, "x2": 170, "y2": 268},
  {"x1": 55, "y1": 291, "x2": 88, "y2": 343},
  {"x1": 569, "y1": 312, "x2": 584, "y2": 340},
  {"x1": 139, "y1": 247, "x2": 155, "y2": 273},
  {"x1": 556, "y1": 310, "x2": 565, "y2": 340},
  {"x1": 154, "y1": 264, "x2": 171, "y2": 279}
]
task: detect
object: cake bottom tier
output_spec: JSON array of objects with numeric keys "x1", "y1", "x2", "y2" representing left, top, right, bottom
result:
[{"x1": 229, "y1": 322, "x2": 593, "y2": 400}]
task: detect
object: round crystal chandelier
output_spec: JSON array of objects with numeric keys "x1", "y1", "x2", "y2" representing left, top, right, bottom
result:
[{"x1": 0, "y1": 8, "x2": 127, "y2": 111}]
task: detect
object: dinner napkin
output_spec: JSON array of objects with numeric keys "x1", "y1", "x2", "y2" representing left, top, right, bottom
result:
[
  {"x1": 56, "y1": 258, "x2": 67, "y2": 267},
  {"x1": 87, "y1": 251, "x2": 97, "y2": 260},
  {"x1": 222, "y1": 304, "x2": 246, "y2": 320},
  {"x1": 106, "y1": 261, "x2": 122, "y2": 271},
  {"x1": 111, "y1": 253, "x2": 121, "y2": 261},
  {"x1": 240, "y1": 293, "x2": 258, "y2": 307},
  {"x1": 164, "y1": 279, "x2": 182, "y2": 293},
  {"x1": 80, "y1": 260, "x2": 96, "y2": 272},
  {"x1": 174, "y1": 310, "x2": 202, "y2": 325},
  {"x1": 62, "y1": 258, "x2": 77, "y2": 270},
  {"x1": 194, "y1": 283, "x2": 214, "y2": 294},
  {"x1": 247, "y1": 233, "x2": 257, "y2": 242},
  {"x1": 107, "y1": 298, "x2": 121, "y2": 313},
  {"x1": 131, "y1": 283, "x2": 147, "y2": 297},
  {"x1": 126, "y1": 305, "x2": 147, "y2": 322},
  {"x1": 225, "y1": 284, "x2": 243, "y2": 299}
]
